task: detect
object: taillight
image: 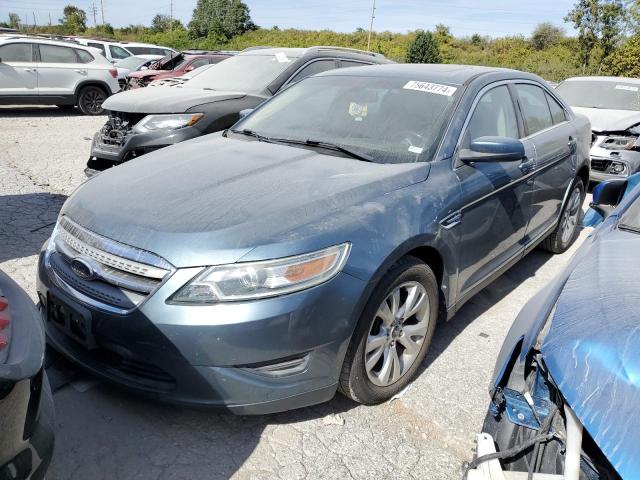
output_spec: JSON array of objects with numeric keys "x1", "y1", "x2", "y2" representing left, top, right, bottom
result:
[
  {"x1": 109, "y1": 68, "x2": 118, "y2": 79},
  {"x1": 0, "y1": 296, "x2": 9, "y2": 358}
]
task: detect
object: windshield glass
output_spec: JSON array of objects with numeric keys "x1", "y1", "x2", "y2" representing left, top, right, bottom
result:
[
  {"x1": 556, "y1": 80, "x2": 640, "y2": 111},
  {"x1": 115, "y1": 56, "x2": 148, "y2": 69},
  {"x1": 233, "y1": 75, "x2": 460, "y2": 164},
  {"x1": 619, "y1": 195, "x2": 640, "y2": 232},
  {"x1": 186, "y1": 53, "x2": 296, "y2": 92}
]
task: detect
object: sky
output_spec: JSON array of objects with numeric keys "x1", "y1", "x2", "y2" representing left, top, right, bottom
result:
[{"x1": 0, "y1": 0, "x2": 577, "y2": 38}]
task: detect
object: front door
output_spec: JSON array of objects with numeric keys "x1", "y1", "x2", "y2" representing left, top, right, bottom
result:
[
  {"x1": 513, "y1": 84, "x2": 576, "y2": 244},
  {"x1": 0, "y1": 42, "x2": 38, "y2": 98},
  {"x1": 454, "y1": 84, "x2": 534, "y2": 299}
]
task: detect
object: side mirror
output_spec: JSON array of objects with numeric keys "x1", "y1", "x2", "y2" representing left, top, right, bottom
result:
[
  {"x1": 459, "y1": 136, "x2": 525, "y2": 163},
  {"x1": 239, "y1": 108, "x2": 254, "y2": 119},
  {"x1": 592, "y1": 179, "x2": 627, "y2": 207},
  {"x1": 184, "y1": 65, "x2": 195, "y2": 72}
]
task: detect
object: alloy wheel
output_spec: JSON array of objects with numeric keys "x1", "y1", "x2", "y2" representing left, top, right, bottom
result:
[
  {"x1": 82, "y1": 89, "x2": 106, "y2": 115},
  {"x1": 560, "y1": 186, "x2": 582, "y2": 244},
  {"x1": 365, "y1": 281, "x2": 430, "y2": 387}
]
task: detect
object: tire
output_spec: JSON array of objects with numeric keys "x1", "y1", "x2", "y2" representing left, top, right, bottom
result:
[
  {"x1": 541, "y1": 177, "x2": 585, "y2": 254},
  {"x1": 77, "y1": 85, "x2": 108, "y2": 115},
  {"x1": 339, "y1": 256, "x2": 439, "y2": 404}
]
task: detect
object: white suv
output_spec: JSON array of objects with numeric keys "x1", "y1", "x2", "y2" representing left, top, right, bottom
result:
[
  {"x1": 0, "y1": 37, "x2": 120, "y2": 115},
  {"x1": 72, "y1": 38, "x2": 134, "y2": 63}
]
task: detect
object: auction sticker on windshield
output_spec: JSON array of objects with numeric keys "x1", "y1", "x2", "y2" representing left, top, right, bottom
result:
[
  {"x1": 403, "y1": 81, "x2": 457, "y2": 96},
  {"x1": 616, "y1": 84, "x2": 639, "y2": 92}
]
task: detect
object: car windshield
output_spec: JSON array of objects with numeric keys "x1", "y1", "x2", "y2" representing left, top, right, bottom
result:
[
  {"x1": 233, "y1": 75, "x2": 461, "y2": 164},
  {"x1": 186, "y1": 53, "x2": 297, "y2": 92},
  {"x1": 619, "y1": 196, "x2": 640, "y2": 233},
  {"x1": 556, "y1": 80, "x2": 640, "y2": 111},
  {"x1": 115, "y1": 56, "x2": 149, "y2": 70}
]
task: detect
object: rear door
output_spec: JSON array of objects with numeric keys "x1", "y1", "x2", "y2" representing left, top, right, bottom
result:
[
  {"x1": 0, "y1": 42, "x2": 38, "y2": 97},
  {"x1": 514, "y1": 83, "x2": 576, "y2": 245},
  {"x1": 454, "y1": 83, "x2": 535, "y2": 299},
  {"x1": 36, "y1": 43, "x2": 85, "y2": 97}
]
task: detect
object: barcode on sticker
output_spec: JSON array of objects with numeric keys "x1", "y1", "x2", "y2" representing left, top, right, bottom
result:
[
  {"x1": 403, "y1": 81, "x2": 457, "y2": 96},
  {"x1": 616, "y1": 84, "x2": 639, "y2": 92}
]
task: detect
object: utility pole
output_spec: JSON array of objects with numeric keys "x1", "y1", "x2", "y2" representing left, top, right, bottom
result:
[
  {"x1": 32, "y1": 12, "x2": 36, "y2": 28},
  {"x1": 170, "y1": 0, "x2": 174, "y2": 32},
  {"x1": 91, "y1": 2, "x2": 98, "y2": 27},
  {"x1": 367, "y1": 0, "x2": 376, "y2": 51},
  {"x1": 48, "y1": 12, "x2": 52, "y2": 26},
  {"x1": 100, "y1": 0, "x2": 105, "y2": 25}
]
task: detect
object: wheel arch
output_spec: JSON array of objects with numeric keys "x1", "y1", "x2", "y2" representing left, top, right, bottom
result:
[{"x1": 577, "y1": 163, "x2": 590, "y2": 189}]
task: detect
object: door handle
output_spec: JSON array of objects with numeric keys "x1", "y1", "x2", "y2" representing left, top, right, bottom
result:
[
  {"x1": 75, "y1": 69, "x2": 88, "y2": 75},
  {"x1": 519, "y1": 157, "x2": 535, "y2": 175},
  {"x1": 23, "y1": 68, "x2": 36, "y2": 73}
]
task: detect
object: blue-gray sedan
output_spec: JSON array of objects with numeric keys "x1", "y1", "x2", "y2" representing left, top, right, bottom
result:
[{"x1": 37, "y1": 64, "x2": 591, "y2": 413}]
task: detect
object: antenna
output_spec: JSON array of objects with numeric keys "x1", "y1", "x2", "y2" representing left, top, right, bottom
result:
[{"x1": 367, "y1": 0, "x2": 376, "y2": 51}]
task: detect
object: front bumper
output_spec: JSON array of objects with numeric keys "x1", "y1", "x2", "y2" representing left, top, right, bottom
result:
[
  {"x1": 88, "y1": 124, "x2": 203, "y2": 170},
  {"x1": 37, "y1": 251, "x2": 366, "y2": 414},
  {"x1": 589, "y1": 139, "x2": 640, "y2": 182}
]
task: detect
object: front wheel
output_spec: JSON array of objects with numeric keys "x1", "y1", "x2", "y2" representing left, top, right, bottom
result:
[
  {"x1": 77, "y1": 86, "x2": 108, "y2": 115},
  {"x1": 339, "y1": 257, "x2": 439, "y2": 404},
  {"x1": 541, "y1": 177, "x2": 585, "y2": 254}
]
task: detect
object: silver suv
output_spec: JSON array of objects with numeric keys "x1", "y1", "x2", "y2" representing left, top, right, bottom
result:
[{"x1": 0, "y1": 36, "x2": 120, "y2": 115}]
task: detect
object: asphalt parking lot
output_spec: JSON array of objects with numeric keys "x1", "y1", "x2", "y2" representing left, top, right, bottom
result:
[{"x1": 0, "y1": 106, "x2": 590, "y2": 480}]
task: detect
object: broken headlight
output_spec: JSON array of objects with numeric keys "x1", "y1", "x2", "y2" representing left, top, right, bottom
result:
[
  {"x1": 169, "y1": 243, "x2": 351, "y2": 304},
  {"x1": 600, "y1": 135, "x2": 638, "y2": 150},
  {"x1": 134, "y1": 113, "x2": 204, "y2": 133}
]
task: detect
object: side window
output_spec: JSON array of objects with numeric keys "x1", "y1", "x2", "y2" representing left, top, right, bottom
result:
[
  {"x1": 189, "y1": 58, "x2": 209, "y2": 69},
  {"x1": 75, "y1": 49, "x2": 94, "y2": 64},
  {"x1": 546, "y1": 92, "x2": 567, "y2": 125},
  {"x1": 515, "y1": 84, "x2": 553, "y2": 135},
  {"x1": 88, "y1": 42, "x2": 106, "y2": 55},
  {"x1": 462, "y1": 85, "x2": 519, "y2": 148},
  {"x1": 289, "y1": 59, "x2": 337, "y2": 83},
  {"x1": 109, "y1": 45, "x2": 130, "y2": 60},
  {"x1": 0, "y1": 43, "x2": 33, "y2": 62},
  {"x1": 39, "y1": 44, "x2": 79, "y2": 63},
  {"x1": 340, "y1": 60, "x2": 369, "y2": 69}
]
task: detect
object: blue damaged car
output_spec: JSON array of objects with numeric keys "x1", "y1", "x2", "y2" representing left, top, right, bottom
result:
[
  {"x1": 37, "y1": 64, "x2": 590, "y2": 414},
  {"x1": 468, "y1": 173, "x2": 640, "y2": 479}
]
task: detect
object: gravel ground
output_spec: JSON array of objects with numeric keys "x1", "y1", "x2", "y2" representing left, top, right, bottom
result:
[{"x1": 0, "y1": 105, "x2": 590, "y2": 480}]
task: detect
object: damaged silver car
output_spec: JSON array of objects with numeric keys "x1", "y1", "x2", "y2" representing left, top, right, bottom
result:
[{"x1": 556, "y1": 76, "x2": 640, "y2": 182}]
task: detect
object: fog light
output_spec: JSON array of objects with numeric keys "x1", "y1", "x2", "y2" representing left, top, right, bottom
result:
[{"x1": 244, "y1": 354, "x2": 310, "y2": 378}]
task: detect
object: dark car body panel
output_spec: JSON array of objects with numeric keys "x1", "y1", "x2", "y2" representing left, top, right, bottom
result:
[
  {"x1": 47, "y1": 64, "x2": 590, "y2": 412},
  {"x1": 0, "y1": 271, "x2": 54, "y2": 480}
]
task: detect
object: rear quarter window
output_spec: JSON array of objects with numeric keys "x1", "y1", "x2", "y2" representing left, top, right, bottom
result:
[
  {"x1": 546, "y1": 92, "x2": 567, "y2": 125},
  {"x1": 75, "y1": 49, "x2": 94, "y2": 64}
]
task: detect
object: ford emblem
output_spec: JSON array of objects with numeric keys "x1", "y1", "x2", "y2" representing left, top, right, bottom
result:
[{"x1": 70, "y1": 258, "x2": 96, "y2": 281}]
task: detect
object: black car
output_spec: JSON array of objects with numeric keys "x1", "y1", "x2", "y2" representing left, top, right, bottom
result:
[
  {"x1": 86, "y1": 46, "x2": 392, "y2": 176},
  {"x1": 0, "y1": 271, "x2": 54, "y2": 479}
]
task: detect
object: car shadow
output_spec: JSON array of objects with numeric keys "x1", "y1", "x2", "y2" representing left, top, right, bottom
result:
[
  {"x1": 0, "y1": 193, "x2": 66, "y2": 264},
  {"x1": 0, "y1": 106, "x2": 88, "y2": 118}
]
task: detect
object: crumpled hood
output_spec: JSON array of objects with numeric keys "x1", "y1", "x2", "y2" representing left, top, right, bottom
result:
[
  {"x1": 128, "y1": 69, "x2": 166, "y2": 79},
  {"x1": 102, "y1": 87, "x2": 246, "y2": 114},
  {"x1": 62, "y1": 135, "x2": 430, "y2": 267},
  {"x1": 541, "y1": 228, "x2": 640, "y2": 478},
  {"x1": 572, "y1": 106, "x2": 640, "y2": 133}
]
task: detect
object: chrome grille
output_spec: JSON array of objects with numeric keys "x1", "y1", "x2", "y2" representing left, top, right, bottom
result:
[{"x1": 47, "y1": 216, "x2": 173, "y2": 310}]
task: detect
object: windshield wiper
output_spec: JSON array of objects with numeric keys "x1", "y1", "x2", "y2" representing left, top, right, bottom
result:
[
  {"x1": 271, "y1": 138, "x2": 374, "y2": 162},
  {"x1": 230, "y1": 129, "x2": 274, "y2": 143},
  {"x1": 618, "y1": 223, "x2": 640, "y2": 234}
]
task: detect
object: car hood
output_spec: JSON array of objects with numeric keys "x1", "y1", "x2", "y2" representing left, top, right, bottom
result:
[
  {"x1": 541, "y1": 227, "x2": 640, "y2": 478},
  {"x1": 102, "y1": 87, "x2": 247, "y2": 114},
  {"x1": 62, "y1": 136, "x2": 430, "y2": 267},
  {"x1": 572, "y1": 106, "x2": 640, "y2": 133}
]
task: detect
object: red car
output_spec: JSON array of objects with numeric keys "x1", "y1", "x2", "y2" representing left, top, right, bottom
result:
[{"x1": 126, "y1": 50, "x2": 234, "y2": 88}]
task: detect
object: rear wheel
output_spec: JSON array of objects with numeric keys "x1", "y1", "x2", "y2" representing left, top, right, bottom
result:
[
  {"x1": 541, "y1": 177, "x2": 585, "y2": 254},
  {"x1": 339, "y1": 257, "x2": 438, "y2": 404},
  {"x1": 77, "y1": 86, "x2": 107, "y2": 115}
]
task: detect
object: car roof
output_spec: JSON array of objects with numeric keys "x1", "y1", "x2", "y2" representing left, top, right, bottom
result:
[
  {"x1": 0, "y1": 36, "x2": 93, "y2": 50},
  {"x1": 562, "y1": 75, "x2": 640, "y2": 84},
  {"x1": 314, "y1": 63, "x2": 528, "y2": 85},
  {"x1": 240, "y1": 46, "x2": 387, "y2": 61}
]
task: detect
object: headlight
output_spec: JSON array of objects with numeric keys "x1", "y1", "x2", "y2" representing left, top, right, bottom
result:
[
  {"x1": 600, "y1": 135, "x2": 638, "y2": 150},
  {"x1": 170, "y1": 243, "x2": 351, "y2": 303},
  {"x1": 134, "y1": 113, "x2": 203, "y2": 133}
]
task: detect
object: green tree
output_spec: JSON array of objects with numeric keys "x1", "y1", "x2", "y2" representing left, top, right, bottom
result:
[
  {"x1": 8, "y1": 12, "x2": 20, "y2": 29},
  {"x1": 434, "y1": 24, "x2": 453, "y2": 44},
  {"x1": 189, "y1": 0, "x2": 255, "y2": 39},
  {"x1": 151, "y1": 14, "x2": 183, "y2": 33},
  {"x1": 95, "y1": 23, "x2": 114, "y2": 36},
  {"x1": 599, "y1": 0, "x2": 626, "y2": 59},
  {"x1": 406, "y1": 30, "x2": 442, "y2": 63},
  {"x1": 59, "y1": 5, "x2": 87, "y2": 33},
  {"x1": 531, "y1": 22, "x2": 565, "y2": 50},
  {"x1": 604, "y1": 32, "x2": 640, "y2": 75},
  {"x1": 470, "y1": 33, "x2": 483, "y2": 46}
]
